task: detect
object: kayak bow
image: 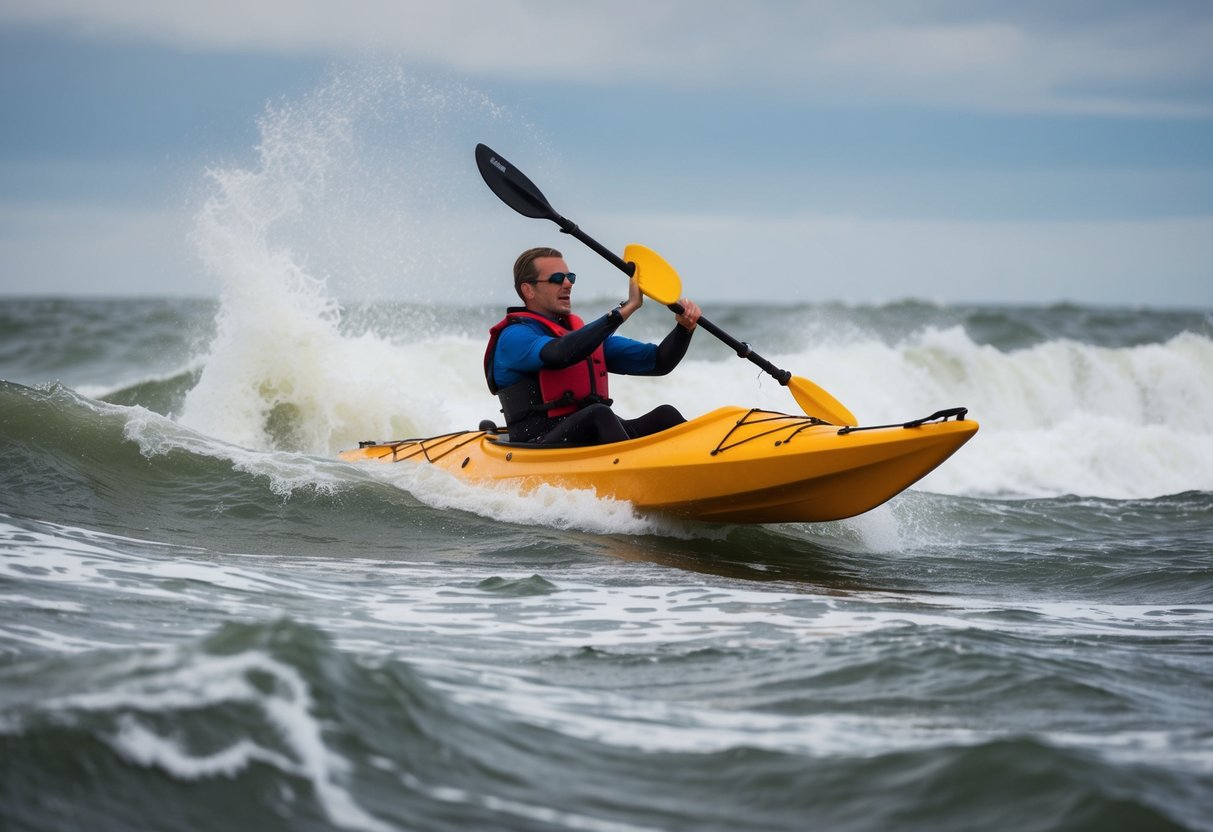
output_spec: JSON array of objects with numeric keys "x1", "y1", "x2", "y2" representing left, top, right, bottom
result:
[{"x1": 340, "y1": 407, "x2": 977, "y2": 524}]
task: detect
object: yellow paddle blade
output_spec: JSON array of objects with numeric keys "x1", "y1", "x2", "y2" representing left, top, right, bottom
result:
[
  {"x1": 623, "y1": 244, "x2": 683, "y2": 305},
  {"x1": 788, "y1": 376, "x2": 857, "y2": 426}
]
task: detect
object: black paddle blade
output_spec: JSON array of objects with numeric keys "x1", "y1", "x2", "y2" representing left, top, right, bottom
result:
[{"x1": 475, "y1": 143, "x2": 559, "y2": 221}]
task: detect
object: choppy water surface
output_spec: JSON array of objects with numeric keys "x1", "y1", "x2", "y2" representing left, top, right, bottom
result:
[{"x1": 3, "y1": 294, "x2": 1211, "y2": 832}]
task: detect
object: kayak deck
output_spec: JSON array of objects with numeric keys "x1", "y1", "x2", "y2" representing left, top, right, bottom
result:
[{"x1": 340, "y1": 406, "x2": 978, "y2": 523}]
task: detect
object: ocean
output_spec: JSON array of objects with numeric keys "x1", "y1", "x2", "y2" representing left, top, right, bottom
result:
[
  {"x1": 2, "y1": 292, "x2": 1212, "y2": 832},
  {"x1": 3, "y1": 67, "x2": 1213, "y2": 832}
]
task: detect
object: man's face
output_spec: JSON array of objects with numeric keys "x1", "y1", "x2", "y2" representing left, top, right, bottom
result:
[{"x1": 522, "y1": 256, "x2": 575, "y2": 318}]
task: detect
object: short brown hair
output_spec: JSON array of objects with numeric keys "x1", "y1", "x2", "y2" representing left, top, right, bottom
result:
[{"x1": 513, "y1": 247, "x2": 562, "y2": 300}]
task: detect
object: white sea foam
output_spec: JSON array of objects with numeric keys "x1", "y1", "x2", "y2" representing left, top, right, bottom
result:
[
  {"x1": 0, "y1": 515, "x2": 326, "y2": 627},
  {"x1": 369, "y1": 462, "x2": 674, "y2": 537},
  {"x1": 177, "y1": 68, "x2": 534, "y2": 455},
  {"x1": 180, "y1": 321, "x2": 1213, "y2": 504},
  {"x1": 355, "y1": 563, "x2": 1213, "y2": 661}
]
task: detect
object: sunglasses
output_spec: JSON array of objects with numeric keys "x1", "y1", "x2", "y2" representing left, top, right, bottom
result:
[{"x1": 528, "y1": 272, "x2": 576, "y2": 286}]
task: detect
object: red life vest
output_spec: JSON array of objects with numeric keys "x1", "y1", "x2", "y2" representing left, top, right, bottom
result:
[{"x1": 484, "y1": 310, "x2": 610, "y2": 423}]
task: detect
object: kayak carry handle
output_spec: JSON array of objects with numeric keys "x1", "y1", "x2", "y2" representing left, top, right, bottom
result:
[{"x1": 837, "y1": 407, "x2": 969, "y2": 435}]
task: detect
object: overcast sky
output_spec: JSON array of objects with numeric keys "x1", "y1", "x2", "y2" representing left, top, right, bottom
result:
[{"x1": 1, "y1": 1, "x2": 1211, "y2": 307}]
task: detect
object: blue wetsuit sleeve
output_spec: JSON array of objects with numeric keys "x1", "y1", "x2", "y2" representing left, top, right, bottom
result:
[
  {"x1": 603, "y1": 333, "x2": 656, "y2": 374},
  {"x1": 492, "y1": 323, "x2": 551, "y2": 389},
  {"x1": 606, "y1": 325, "x2": 693, "y2": 376}
]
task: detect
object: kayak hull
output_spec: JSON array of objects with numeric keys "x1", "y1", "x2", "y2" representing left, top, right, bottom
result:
[{"x1": 339, "y1": 406, "x2": 978, "y2": 524}]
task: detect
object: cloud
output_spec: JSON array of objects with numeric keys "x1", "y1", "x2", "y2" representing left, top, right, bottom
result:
[
  {"x1": 4, "y1": 1, "x2": 1212, "y2": 117},
  {"x1": 821, "y1": 22, "x2": 1026, "y2": 76}
]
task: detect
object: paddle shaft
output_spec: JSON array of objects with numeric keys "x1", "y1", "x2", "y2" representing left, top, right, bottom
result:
[
  {"x1": 552, "y1": 216, "x2": 635, "y2": 278},
  {"x1": 555, "y1": 219, "x2": 793, "y2": 385}
]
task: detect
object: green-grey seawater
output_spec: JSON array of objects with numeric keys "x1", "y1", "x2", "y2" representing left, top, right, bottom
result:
[{"x1": 2, "y1": 298, "x2": 1212, "y2": 832}]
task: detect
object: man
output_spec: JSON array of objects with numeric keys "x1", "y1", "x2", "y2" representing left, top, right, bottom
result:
[{"x1": 484, "y1": 246, "x2": 702, "y2": 445}]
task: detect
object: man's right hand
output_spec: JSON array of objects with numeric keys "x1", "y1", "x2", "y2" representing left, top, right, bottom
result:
[{"x1": 619, "y1": 277, "x2": 644, "y2": 321}]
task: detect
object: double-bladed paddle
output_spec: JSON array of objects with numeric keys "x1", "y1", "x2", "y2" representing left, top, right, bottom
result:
[{"x1": 474, "y1": 143, "x2": 857, "y2": 426}]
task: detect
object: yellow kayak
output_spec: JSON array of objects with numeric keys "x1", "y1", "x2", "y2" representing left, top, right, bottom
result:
[{"x1": 339, "y1": 406, "x2": 978, "y2": 524}]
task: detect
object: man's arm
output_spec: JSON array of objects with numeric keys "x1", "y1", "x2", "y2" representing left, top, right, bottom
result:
[
  {"x1": 649, "y1": 324, "x2": 694, "y2": 375},
  {"x1": 537, "y1": 313, "x2": 624, "y2": 368}
]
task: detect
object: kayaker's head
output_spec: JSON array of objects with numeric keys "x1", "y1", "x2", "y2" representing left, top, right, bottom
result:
[{"x1": 514, "y1": 246, "x2": 574, "y2": 319}]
